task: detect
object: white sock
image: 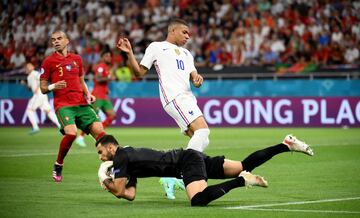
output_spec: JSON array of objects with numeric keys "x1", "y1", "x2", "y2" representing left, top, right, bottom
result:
[
  {"x1": 27, "y1": 109, "x2": 39, "y2": 130},
  {"x1": 186, "y1": 128, "x2": 210, "y2": 152},
  {"x1": 47, "y1": 111, "x2": 60, "y2": 128}
]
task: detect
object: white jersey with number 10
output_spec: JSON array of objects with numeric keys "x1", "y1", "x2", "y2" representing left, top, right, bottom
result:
[{"x1": 140, "y1": 41, "x2": 196, "y2": 107}]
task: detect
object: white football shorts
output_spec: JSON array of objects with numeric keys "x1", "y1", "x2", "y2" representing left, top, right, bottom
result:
[{"x1": 164, "y1": 93, "x2": 203, "y2": 134}]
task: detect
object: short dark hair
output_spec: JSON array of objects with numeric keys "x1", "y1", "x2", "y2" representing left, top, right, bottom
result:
[
  {"x1": 168, "y1": 18, "x2": 188, "y2": 32},
  {"x1": 169, "y1": 18, "x2": 188, "y2": 26},
  {"x1": 100, "y1": 50, "x2": 112, "y2": 57},
  {"x1": 95, "y1": 134, "x2": 119, "y2": 147}
]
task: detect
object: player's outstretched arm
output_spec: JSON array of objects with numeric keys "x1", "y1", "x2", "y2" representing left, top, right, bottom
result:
[
  {"x1": 116, "y1": 38, "x2": 148, "y2": 78},
  {"x1": 103, "y1": 178, "x2": 136, "y2": 201}
]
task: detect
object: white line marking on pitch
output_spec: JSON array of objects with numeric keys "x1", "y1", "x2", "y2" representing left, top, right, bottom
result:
[
  {"x1": 0, "y1": 151, "x2": 94, "y2": 157},
  {"x1": 226, "y1": 196, "x2": 360, "y2": 209},
  {"x1": 237, "y1": 208, "x2": 360, "y2": 214},
  {"x1": 225, "y1": 197, "x2": 360, "y2": 214}
]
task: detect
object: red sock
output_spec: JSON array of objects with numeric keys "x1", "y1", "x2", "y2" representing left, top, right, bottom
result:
[
  {"x1": 56, "y1": 134, "x2": 76, "y2": 164},
  {"x1": 95, "y1": 131, "x2": 106, "y2": 142},
  {"x1": 102, "y1": 116, "x2": 114, "y2": 128}
]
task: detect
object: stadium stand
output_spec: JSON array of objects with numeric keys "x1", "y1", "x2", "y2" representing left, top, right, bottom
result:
[{"x1": 0, "y1": 0, "x2": 359, "y2": 81}]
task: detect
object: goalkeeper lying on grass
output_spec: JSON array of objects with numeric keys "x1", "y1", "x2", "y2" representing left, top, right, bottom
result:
[{"x1": 96, "y1": 134, "x2": 314, "y2": 206}]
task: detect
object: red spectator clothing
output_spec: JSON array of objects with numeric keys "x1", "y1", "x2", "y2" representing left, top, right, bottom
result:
[
  {"x1": 218, "y1": 51, "x2": 233, "y2": 65},
  {"x1": 147, "y1": 0, "x2": 160, "y2": 7},
  {"x1": 314, "y1": 46, "x2": 330, "y2": 64},
  {"x1": 92, "y1": 63, "x2": 110, "y2": 100},
  {"x1": 287, "y1": 62, "x2": 307, "y2": 73},
  {"x1": 40, "y1": 52, "x2": 88, "y2": 111},
  {"x1": 301, "y1": 30, "x2": 313, "y2": 43},
  {"x1": 111, "y1": 52, "x2": 123, "y2": 66},
  {"x1": 178, "y1": 0, "x2": 191, "y2": 10},
  {"x1": 3, "y1": 45, "x2": 14, "y2": 61}
]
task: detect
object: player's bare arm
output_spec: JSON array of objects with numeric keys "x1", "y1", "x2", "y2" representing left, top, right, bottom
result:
[
  {"x1": 190, "y1": 71, "x2": 203, "y2": 88},
  {"x1": 116, "y1": 38, "x2": 148, "y2": 78},
  {"x1": 79, "y1": 75, "x2": 96, "y2": 103},
  {"x1": 103, "y1": 178, "x2": 136, "y2": 201},
  {"x1": 40, "y1": 79, "x2": 67, "y2": 94}
]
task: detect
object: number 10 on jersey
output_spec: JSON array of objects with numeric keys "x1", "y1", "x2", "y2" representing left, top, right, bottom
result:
[{"x1": 176, "y1": 59, "x2": 185, "y2": 70}]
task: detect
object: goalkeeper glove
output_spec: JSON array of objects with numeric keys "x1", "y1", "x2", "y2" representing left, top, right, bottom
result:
[{"x1": 98, "y1": 161, "x2": 113, "y2": 189}]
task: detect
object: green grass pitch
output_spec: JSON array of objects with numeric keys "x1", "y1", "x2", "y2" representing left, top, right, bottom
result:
[{"x1": 0, "y1": 127, "x2": 359, "y2": 218}]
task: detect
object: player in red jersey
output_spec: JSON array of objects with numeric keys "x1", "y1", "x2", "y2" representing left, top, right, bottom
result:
[
  {"x1": 75, "y1": 50, "x2": 116, "y2": 147},
  {"x1": 40, "y1": 30, "x2": 106, "y2": 182}
]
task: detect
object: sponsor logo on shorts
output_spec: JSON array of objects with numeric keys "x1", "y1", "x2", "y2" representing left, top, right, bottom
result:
[
  {"x1": 65, "y1": 116, "x2": 69, "y2": 121},
  {"x1": 188, "y1": 110, "x2": 193, "y2": 115}
]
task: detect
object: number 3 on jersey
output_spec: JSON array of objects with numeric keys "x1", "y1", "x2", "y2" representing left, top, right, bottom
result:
[{"x1": 176, "y1": 59, "x2": 185, "y2": 70}]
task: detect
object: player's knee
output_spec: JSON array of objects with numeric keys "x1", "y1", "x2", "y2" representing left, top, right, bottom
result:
[
  {"x1": 107, "y1": 111, "x2": 116, "y2": 119},
  {"x1": 110, "y1": 113, "x2": 116, "y2": 120},
  {"x1": 65, "y1": 130, "x2": 77, "y2": 136},
  {"x1": 190, "y1": 192, "x2": 209, "y2": 207},
  {"x1": 26, "y1": 108, "x2": 35, "y2": 113}
]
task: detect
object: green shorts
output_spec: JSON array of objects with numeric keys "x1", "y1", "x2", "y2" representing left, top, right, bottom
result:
[
  {"x1": 56, "y1": 105, "x2": 100, "y2": 134},
  {"x1": 93, "y1": 99, "x2": 114, "y2": 113}
]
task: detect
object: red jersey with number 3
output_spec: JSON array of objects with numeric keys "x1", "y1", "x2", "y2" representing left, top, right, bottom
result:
[
  {"x1": 92, "y1": 63, "x2": 110, "y2": 99},
  {"x1": 40, "y1": 52, "x2": 88, "y2": 110}
]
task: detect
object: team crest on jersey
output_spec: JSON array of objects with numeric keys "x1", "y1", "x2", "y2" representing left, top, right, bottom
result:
[
  {"x1": 66, "y1": 64, "x2": 72, "y2": 71},
  {"x1": 97, "y1": 67, "x2": 104, "y2": 73},
  {"x1": 175, "y1": 49, "x2": 181, "y2": 55}
]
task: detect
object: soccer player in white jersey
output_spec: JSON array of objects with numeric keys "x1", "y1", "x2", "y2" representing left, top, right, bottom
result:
[
  {"x1": 23, "y1": 63, "x2": 60, "y2": 134},
  {"x1": 116, "y1": 18, "x2": 210, "y2": 199}
]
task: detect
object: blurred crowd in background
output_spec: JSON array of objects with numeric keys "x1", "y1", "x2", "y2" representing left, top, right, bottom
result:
[{"x1": 1, "y1": 0, "x2": 360, "y2": 80}]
